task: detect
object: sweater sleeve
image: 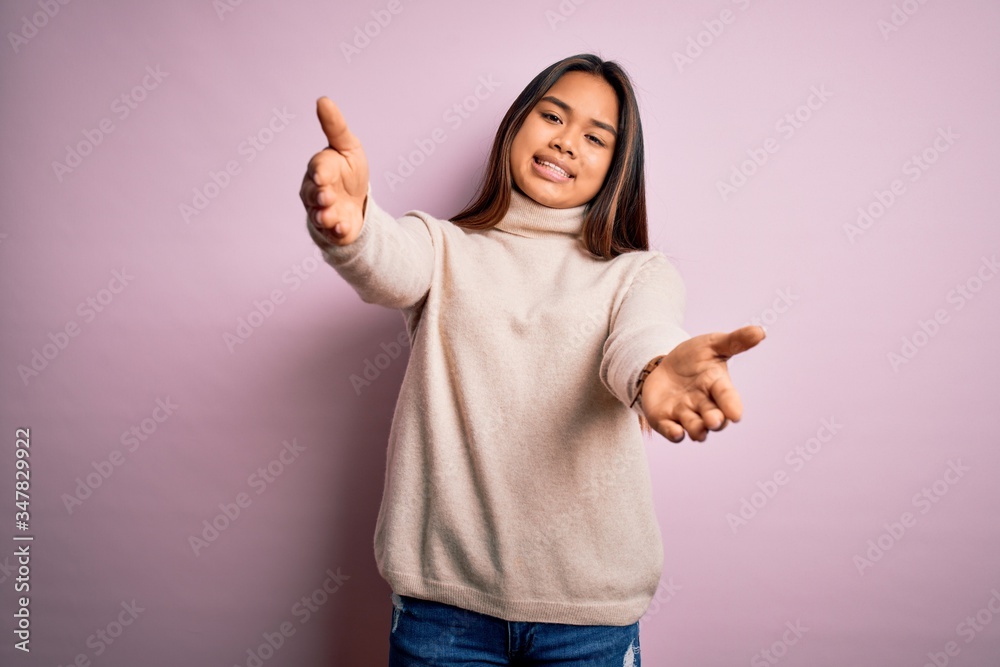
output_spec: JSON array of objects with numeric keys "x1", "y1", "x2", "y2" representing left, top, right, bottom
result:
[
  {"x1": 305, "y1": 183, "x2": 434, "y2": 310},
  {"x1": 601, "y1": 252, "x2": 692, "y2": 417}
]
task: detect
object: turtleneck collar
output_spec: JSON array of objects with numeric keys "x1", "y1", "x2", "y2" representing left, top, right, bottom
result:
[{"x1": 492, "y1": 187, "x2": 589, "y2": 239}]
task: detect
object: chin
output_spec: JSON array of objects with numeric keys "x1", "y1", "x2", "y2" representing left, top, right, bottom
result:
[
  {"x1": 528, "y1": 190, "x2": 564, "y2": 208},
  {"x1": 517, "y1": 178, "x2": 569, "y2": 208}
]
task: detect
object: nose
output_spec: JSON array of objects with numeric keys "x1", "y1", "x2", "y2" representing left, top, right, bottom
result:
[{"x1": 551, "y1": 133, "x2": 574, "y2": 157}]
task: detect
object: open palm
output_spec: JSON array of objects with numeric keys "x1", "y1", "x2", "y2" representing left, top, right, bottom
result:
[{"x1": 639, "y1": 325, "x2": 766, "y2": 442}]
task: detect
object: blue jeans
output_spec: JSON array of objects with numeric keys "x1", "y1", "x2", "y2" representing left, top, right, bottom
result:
[{"x1": 387, "y1": 593, "x2": 641, "y2": 666}]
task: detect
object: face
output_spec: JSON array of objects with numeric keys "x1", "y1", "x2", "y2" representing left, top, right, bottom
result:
[{"x1": 509, "y1": 70, "x2": 619, "y2": 209}]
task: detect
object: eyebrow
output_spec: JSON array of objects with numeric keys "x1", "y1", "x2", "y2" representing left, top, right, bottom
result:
[{"x1": 539, "y1": 95, "x2": 618, "y2": 138}]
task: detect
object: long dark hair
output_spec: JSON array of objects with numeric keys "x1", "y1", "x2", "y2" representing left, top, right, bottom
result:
[
  {"x1": 451, "y1": 53, "x2": 649, "y2": 260},
  {"x1": 453, "y1": 53, "x2": 660, "y2": 437}
]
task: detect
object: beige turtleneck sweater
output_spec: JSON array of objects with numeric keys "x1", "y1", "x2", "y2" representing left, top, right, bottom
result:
[{"x1": 306, "y1": 184, "x2": 690, "y2": 626}]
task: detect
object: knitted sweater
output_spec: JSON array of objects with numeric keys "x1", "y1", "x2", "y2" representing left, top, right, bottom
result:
[{"x1": 306, "y1": 184, "x2": 691, "y2": 626}]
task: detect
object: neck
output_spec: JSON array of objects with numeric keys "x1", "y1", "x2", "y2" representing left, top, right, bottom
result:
[{"x1": 493, "y1": 187, "x2": 588, "y2": 239}]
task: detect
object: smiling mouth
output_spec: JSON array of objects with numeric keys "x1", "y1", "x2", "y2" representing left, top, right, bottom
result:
[{"x1": 533, "y1": 157, "x2": 573, "y2": 180}]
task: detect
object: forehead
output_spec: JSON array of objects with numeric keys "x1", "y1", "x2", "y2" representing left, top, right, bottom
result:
[{"x1": 541, "y1": 71, "x2": 619, "y2": 125}]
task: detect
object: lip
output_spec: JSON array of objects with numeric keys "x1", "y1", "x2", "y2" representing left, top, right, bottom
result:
[{"x1": 532, "y1": 154, "x2": 574, "y2": 182}]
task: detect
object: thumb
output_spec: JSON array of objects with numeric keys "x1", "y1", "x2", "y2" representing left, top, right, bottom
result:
[
  {"x1": 316, "y1": 96, "x2": 361, "y2": 152},
  {"x1": 711, "y1": 325, "x2": 766, "y2": 358}
]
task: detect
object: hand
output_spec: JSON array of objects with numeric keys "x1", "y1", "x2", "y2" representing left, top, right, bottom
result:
[
  {"x1": 299, "y1": 97, "x2": 370, "y2": 246},
  {"x1": 639, "y1": 325, "x2": 766, "y2": 443}
]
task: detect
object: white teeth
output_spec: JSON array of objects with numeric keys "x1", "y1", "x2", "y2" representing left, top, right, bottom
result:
[{"x1": 536, "y1": 158, "x2": 570, "y2": 178}]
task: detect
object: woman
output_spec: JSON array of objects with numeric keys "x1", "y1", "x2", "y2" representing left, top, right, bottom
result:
[{"x1": 299, "y1": 53, "x2": 765, "y2": 666}]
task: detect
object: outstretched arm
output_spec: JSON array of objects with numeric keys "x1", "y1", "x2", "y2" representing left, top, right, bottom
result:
[
  {"x1": 299, "y1": 97, "x2": 434, "y2": 310},
  {"x1": 601, "y1": 254, "x2": 692, "y2": 415}
]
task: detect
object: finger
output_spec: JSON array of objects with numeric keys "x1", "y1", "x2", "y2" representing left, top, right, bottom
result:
[
  {"x1": 305, "y1": 181, "x2": 336, "y2": 208},
  {"x1": 299, "y1": 178, "x2": 310, "y2": 206},
  {"x1": 675, "y1": 405, "x2": 708, "y2": 443},
  {"x1": 315, "y1": 201, "x2": 343, "y2": 230},
  {"x1": 309, "y1": 152, "x2": 341, "y2": 188},
  {"x1": 317, "y1": 97, "x2": 361, "y2": 153},
  {"x1": 651, "y1": 415, "x2": 685, "y2": 443},
  {"x1": 320, "y1": 199, "x2": 361, "y2": 234},
  {"x1": 300, "y1": 178, "x2": 320, "y2": 207},
  {"x1": 331, "y1": 198, "x2": 358, "y2": 225},
  {"x1": 708, "y1": 374, "x2": 744, "y2": 423},
  {"x1": 711, "y1": 325, "x2": 766, "y2": 359},
  {"x1": 697, "y1": 399, "x2": 728, "y2": 431},
  {"x1": 312, "y1": 202, "x2": 343, "y2": 231},
  {"x1": 311, "y1": 205, "x2": 328, "y2": 229}
]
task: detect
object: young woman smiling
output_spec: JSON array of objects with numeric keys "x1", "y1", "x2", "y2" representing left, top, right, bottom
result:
[{"x1": 300, "y1": 53, "x2": 765, "y2": 666}]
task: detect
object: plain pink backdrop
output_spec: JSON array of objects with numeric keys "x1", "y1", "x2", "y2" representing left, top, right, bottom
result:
[{"x1": 2, "y1": 0, "x2": 999, "y2": 665}]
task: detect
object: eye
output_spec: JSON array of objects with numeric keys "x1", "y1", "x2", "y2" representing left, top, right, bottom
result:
[
  {"x1": 588, "y1": 135, "x2": 606, "y2": 147},
  {"x1": 541, "y1": 112, "x2": 561, "y2": 123}
]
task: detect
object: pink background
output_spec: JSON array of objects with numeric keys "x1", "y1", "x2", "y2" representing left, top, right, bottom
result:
[{"x1": 2, "y1": 0, "x2": 999, "y2": 665}]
